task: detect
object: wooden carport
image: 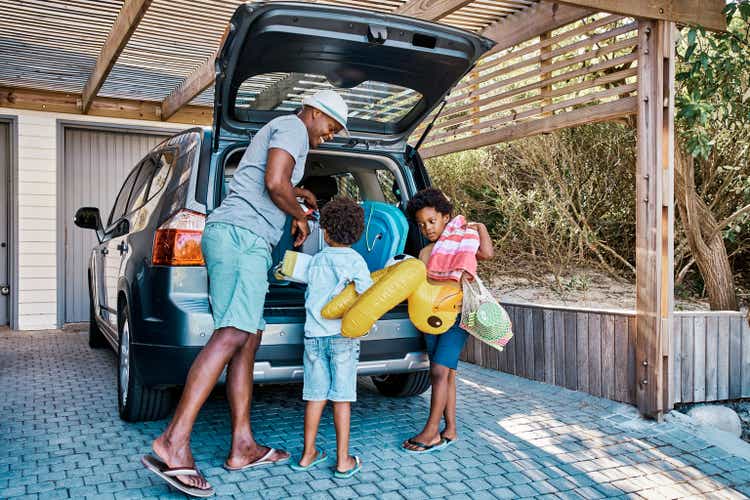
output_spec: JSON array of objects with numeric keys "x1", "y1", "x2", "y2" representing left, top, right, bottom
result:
[{"x1": 0, "y1": 0, "x2": 728, "y2": 419}]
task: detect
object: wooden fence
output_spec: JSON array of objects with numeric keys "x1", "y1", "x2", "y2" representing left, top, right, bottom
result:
[{"x1": 461, "y1": 303, "x2": 750, "y2": 406}]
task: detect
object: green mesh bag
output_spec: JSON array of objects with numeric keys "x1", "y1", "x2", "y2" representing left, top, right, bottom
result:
[{"x1": 460, "y1": 275, "x2": 513, "y2": 351}]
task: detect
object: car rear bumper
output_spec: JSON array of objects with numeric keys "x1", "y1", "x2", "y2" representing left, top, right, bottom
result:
[{"x1": 133, "y1": 342, "x2": 429, "y2": 387}]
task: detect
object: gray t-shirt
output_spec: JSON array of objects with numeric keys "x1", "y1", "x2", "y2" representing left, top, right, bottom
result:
[{"x1": 208, "y1": 114, "x2": 309, "y2": 247}]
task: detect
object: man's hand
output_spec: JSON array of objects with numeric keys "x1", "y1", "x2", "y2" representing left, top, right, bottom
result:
[
  {"x1": 294, "y1": 187, "x2": 318, "y2": 211},
  {"x1": 292, "y1": 217, "x2": 310, "y2": 247}
]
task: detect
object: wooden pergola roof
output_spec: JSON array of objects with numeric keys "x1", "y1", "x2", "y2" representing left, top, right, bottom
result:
[{"x1": 0, "y1": 0, "x2": 729, "y2": 419}]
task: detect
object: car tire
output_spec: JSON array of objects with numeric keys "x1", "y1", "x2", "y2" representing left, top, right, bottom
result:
[
  {"x1": 117, "y1": 300, "x2": 174, "y2": 422},
  {"x1": 372, "y1": 371, "x2": 431, "y2": 397},
  {"x1": 88, "y1": 275, "x2": 107, "y2": 349}
]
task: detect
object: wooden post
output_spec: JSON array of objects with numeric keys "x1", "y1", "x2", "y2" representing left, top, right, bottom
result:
[
  {"x1": 469, "y1": 69, "x2": 480, "y2": 134},
  {"x1": 540, "y1": 31, "x2": 552, "y2": 117},
  {"x1": 635, "y1": 19, "x2": 675, "y2": 419}
]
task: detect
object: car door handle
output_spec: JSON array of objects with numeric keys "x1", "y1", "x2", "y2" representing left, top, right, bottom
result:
[
  {"x1": 117, "y1": 242, "x2": 128, "y2": 255},
  {"x1": 101, "y1": 248, "x2": 108, "y2": 255}
]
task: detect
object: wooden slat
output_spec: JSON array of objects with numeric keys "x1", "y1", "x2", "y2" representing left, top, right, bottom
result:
[
  {"x1": 533, "y1": 308, "x2": 545, "y2": 381},
  {"x1": 672, "y1": 316, "x2": 682, "y2": 404},
  {"x1": 693, "y1": 316, "x2": 707, "y2": 402},
  {"x1": 588, "y1": 313, "x2": 602, "y2": 397},
  {"x1": 555, "y1": 311, "x2": 566, "y2": 386},
  {"x1": 440, "y1": 50, "x2": 638, "y2": 118},
  {"x1": 421, "y1": 96, "x2": 637, "y2": 158},
  {"x1": 515, "y1": 305, "x2": 527, "y2": 376},
  {"x1": 576, "y1": 312, "x2": 590, "y2": 393},
  {"x1": 681, "y1": 316, "x2": 694, "y2": 402},
  {"x1": 395, "y1": 0, "x2": 475, "y2": 20},
  {"x1": 450, "y1": 20, "x2": 631, "y2": 100},
  {"x1": 524, "y1": 308, "x2": 535, "y2": 379},
  {"x1": 730, "y1": 317, "x2": 742, "y2": 400},
  {"x1": 543, "y1": 310, "x2": 555, "y2": 384},
  {"x1": 601, "y1": 315, "x2": 615, "y2": 400},
  {"x1": 0, "y1": 86, "x2": 210, "y2": 124},
  {"x1": 628, "y1": 316, "x2": 637, "y2": 403},
  {"x1": 614, "y1": 316, "x2": 630, "y2": 403},
  {"x1": 717, "y1": 315, "x2": 730, "y2": 400},
  {"x1": 449, "y1": 24, "x2": 637, "y2": 102},
  {"x1": 557, "y1": 0, "x2": 726, "y2": 32},
  {"x1": 429, "y1": 81, "x2": 637, "y2": 143},
  {"x1": 81, "y1": 0, "x2": 153, "y2": 113},
  {"x1": 564, "y1": 311, "x2": 578, "y2": 390},
  {"x1": 429, "y1": 66, "x2": 637, "y2": 134},
  {"x1": 481, "y1": 1, "x2": 595, "y2": 54},
  {"x1": 506, "y1": 306, "x2": 517, "y2": 375},
  {"x1": 706, "y1": 316, "x2": 719, "y2": 401}
]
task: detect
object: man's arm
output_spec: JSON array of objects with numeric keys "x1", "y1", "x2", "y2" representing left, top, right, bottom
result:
[{"x1": 265, "y1": 148, "x2": 309, "y2": 246}]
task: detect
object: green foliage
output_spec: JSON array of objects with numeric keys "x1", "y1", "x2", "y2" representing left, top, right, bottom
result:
[{"x1": 676, "y1": 1, "x2": 750, "y2": 159}]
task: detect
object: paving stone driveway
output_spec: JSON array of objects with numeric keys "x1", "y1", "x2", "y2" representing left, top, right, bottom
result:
[{"x1": 2, "y1": 328, "x2": 750, "y2": 499}]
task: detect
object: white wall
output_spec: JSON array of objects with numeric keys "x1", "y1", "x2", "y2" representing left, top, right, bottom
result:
[{"x1": 0, "y1": 107, "x2": 191, "y2": 330}]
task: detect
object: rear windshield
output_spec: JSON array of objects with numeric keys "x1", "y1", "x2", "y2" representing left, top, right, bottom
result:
[{"x1": 235, "y1": 72, "x2": 423, "y2": 124}]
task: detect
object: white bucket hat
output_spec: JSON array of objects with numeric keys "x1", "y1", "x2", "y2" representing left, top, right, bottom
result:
[{"x1": 302, "y1": 89, "x2": 350, "y2": 137}]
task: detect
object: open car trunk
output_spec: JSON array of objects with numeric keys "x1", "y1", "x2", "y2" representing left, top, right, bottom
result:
[{"x1": 220, "y1": 147, "x2": 421, "y2": 317}]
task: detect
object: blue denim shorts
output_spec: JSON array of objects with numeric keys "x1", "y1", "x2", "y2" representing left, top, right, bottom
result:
[
  {"x1": 303, "y1": 336, "x2": 361, "y2": 402},
  {"x1": 424, "y1": 319, "x2": 469, "y2": 370},
  {"x1": 201, "y1": 222, "x2": 272, "y2": 334}
]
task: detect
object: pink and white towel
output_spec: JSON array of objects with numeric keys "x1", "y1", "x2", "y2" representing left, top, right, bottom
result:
[{"x1": 427, "y1": 215, "x2": 480, "y2": 282}]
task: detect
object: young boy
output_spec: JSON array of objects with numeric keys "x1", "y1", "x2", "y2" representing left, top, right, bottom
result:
[
  {"x1": 291, "y1": 197, "x2": 373, "y2": 478},
  {"x1": 402, "y1": 188, "x2": 494, "y2": 453}
]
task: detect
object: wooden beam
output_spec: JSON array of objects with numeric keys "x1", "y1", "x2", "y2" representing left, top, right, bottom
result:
[
  {"x1": 160, "y1": 56, "x2": 215, "y2": 121},
  {"x1": 0, "y1": 86, "x2": 211, "y2": 125},
  {"x1": 395, "y1": 0, "x2": 474, "y2": 20},
  {"x1": 81, "y1": 0, "x2": 152, "y2": 114},
  {"x1": 481, "y1": 1, "x2": 596, "y2": 54},
  {"x1": 634, "y1": 19, "x2": 675, "y2": 420},
  {"x1": 419, "y1": 96, "x2": 637, "y2": 158},
  {"x1": 557, "y1": 0, "x2": 726, "y2": 32},
  {"x1": 250, "y1": 73, "x2": 305, "y2": 110}
]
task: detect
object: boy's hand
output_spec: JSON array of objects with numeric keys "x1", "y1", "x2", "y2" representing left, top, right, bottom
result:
[
  {"x1": 467, "y1": 222, "x2": 483, "y2": 231},
  {"x1": 292, "y1": 217, "x2": 310, "y2": 247}
]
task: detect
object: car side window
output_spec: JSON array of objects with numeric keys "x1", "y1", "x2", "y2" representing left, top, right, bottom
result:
[
  {"x1": 336, "y1": 173, "x2": 362, "y2": 201},
  {"x1": 107, "y1": 165, "x2": 141, "y2": 227},
  {"x1": 148, "y1": 150, "x2": 174, "y2": 201},
  {"x1": 127, "y1": 157, "x2": 157, "y2": 214}
]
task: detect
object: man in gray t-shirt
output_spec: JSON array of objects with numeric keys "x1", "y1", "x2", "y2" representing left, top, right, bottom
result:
[{"x1": 146, "y1": 90, "x2": 349, "y2": 496}]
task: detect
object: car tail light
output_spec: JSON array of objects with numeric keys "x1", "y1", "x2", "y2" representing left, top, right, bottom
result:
[{"x1": 152, "y1": 209, "x2": 205, "y2": 266}]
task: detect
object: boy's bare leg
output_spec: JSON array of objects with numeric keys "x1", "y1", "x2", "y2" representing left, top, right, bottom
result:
[
  {"x1": 225, "y1": 331, "x2": 289, "y2": 468},
  {"x1": 152, "y1": 326, "x2": 250, "y2": 489},
  {"x1": 299, "y1": 401, "x2": 327, "y2": 466},
  {"x1": 442, "y1": 369, "x2": 458, "y2": 440},
  {"x1": 403, "y1": 363, "x2": 450, "y2": 451},
  {"x1": 333, "y1": 402, "x2": 356, "y2": 471}
]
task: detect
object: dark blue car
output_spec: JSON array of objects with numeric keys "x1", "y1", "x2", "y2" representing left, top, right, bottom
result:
[{"x1": 74, "y1": 2, "x2": 493, "y2": 421}]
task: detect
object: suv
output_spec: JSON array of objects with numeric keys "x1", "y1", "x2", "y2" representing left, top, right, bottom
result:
[{"x1": 74, "y1": 2, "x2": 493, "y2": 422}]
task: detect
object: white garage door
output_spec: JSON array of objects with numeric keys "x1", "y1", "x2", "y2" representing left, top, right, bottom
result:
[
  {"x1": 0, "y1": 122, "x2": 9, "y2": 326},
  {"x1": 63, "y1": 127, "x2": 171, "y2": 324}
]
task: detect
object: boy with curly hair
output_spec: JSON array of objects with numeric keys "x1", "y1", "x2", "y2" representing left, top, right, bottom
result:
[{"x1": 291, "y1": 197, "x2": 372, "y2": 478}]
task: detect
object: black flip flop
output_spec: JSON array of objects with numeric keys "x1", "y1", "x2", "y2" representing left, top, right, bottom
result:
[
  {"x1": 141, "y1": 454, "x2": 214, "y2": 498},
  {"x1": 402, "y1": 437, "x2": 448, "y2": 454}
]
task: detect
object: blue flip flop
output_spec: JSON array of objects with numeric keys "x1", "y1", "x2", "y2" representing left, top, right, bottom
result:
[
  {"x1": 333, "y1": 456, "x2": 361, "y2": 479},
  {"x1": 402, "y1": 437, "x2": 448, "y2": 454},
  {"x1": 290, "y1": 451, "x2": 328, "y2": 471}
]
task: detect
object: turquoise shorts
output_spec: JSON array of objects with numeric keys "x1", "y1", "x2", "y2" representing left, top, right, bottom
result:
[{"x1": 201, "y1": 222, "x2": 272, "y2": 334}]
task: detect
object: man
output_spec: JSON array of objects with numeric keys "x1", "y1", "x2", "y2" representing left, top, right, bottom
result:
[{"x1": 142, "y1": 89, "x2": 349, "y2": 497}]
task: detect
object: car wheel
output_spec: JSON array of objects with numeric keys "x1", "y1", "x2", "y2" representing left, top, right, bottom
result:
[
  {"x1": 372, "y1": 371, "x2": 431, "y2": 397},
  {"x1": 88, "y1": 275, "x2": 107, "y2": 349},
  {"x1": 117, "y1": 301, "x2": 174, "y2": 422}
]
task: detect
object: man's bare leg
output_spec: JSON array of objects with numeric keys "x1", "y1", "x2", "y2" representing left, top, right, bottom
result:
[
  {"x1": 298, "y1": 400, "x2": 326, "y2": 467},
  {"x1": 442, "y1": 369, "x2": 458, "y2": 441},
  {"x1": 152, "y1": 326, "x2": 249, "y2": 489},
  {"x1": 225, "y1": 331, "x2": 289, "y2": 468}
]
